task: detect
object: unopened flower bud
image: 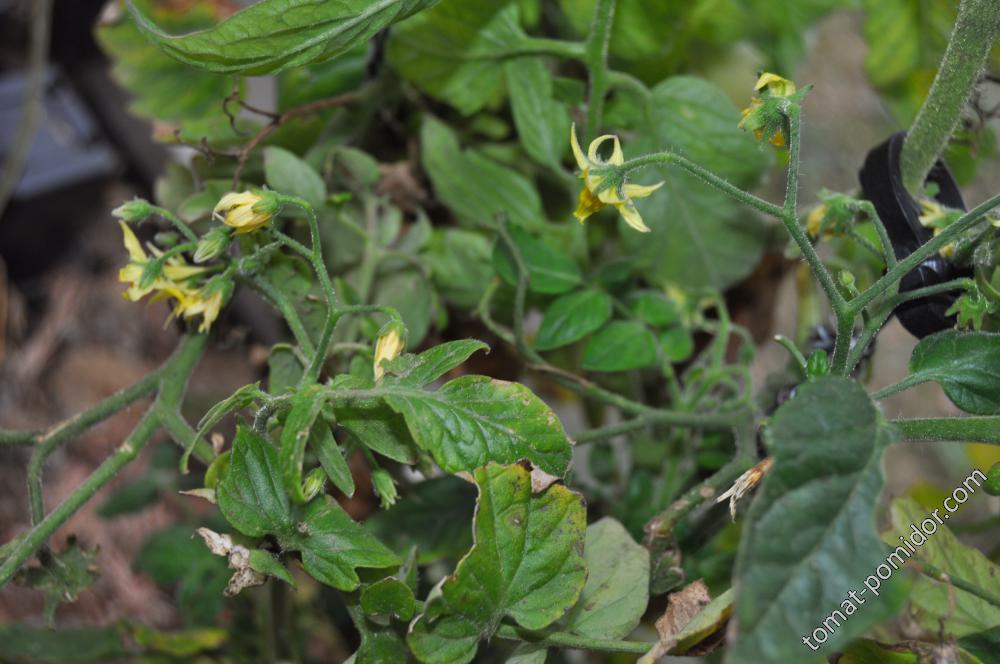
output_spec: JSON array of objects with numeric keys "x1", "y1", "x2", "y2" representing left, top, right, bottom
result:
[
  {"x1": 195, "y1": 226, "x2": 233, "y2": 263},
  {"x1": 213, "y1": 190, "x2": 276, "y2": 234},
  {"x1": 373, "y1": 320, "x2": 407, "y2": 381},
  {"x1": 371, "y1": 469, "x2": 398, "y2": 509},
  {"x1": 112, "y1": 198, "x2": 154, "y2": 223},
  {"x1": 301, "y1": 468, "x2": 327, "y2": 502},
  {"x1": 806, "y1": 350, "x2": 829, "y2": 379}
]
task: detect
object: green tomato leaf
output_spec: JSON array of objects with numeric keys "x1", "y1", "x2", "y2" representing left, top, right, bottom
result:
[
  {"x1": 421, "y1": 117, "x2": 546, "y2": 230},
  {"x1": 904, "y1": 331, "x2": 1000, "y2": 415},
  {"x1": 217, "y1": 425, "x2": 293, "y2": 538},
  {"x1": 361, "y1": 577, "x2": 417, "y2": 621},
  {"x1": 493, "y1": 226, "x2": 582, "y2": 295},
  {"x1": 628, "y1": 173, "x2": 766, "y2": 291},
  {"x1": 279, "y1": 385, "x2": 327, "y2": 504},
  {"x1": 505, "y1": 56, "x2": 570, "y2": 169},
  {"x1": 388, "y1": 1, "x2": 523, "y2": 114},
  {"x1": 960, "y1": 626, "x2": 1000, "y2": 663},
  {"x1": 268, "y1": 344, "x2": 304, "y2": 395},
  {"x1": 732, "y1": 377, "x2": 902, "y2": 662},
  {"x1": 335, "y1": 401, "x2": 419, "y2": 464},
  {"x1": 264, "y1": 147, "x2": 328, "y2": 211},
  {"x1": 535, "y1": 289, "x2": 613, "y2": 351},
  {"x1": 383, "y1": 376, "x2": 572, "y2": 476},
  {"x1": 373, "y1": 268, "x2": 434, "y2": 346},
  {"x1": 625, "y1": 75, "x2": 769, "y2": 291},
  {"x1": 661, "y1": 327, "x2": 694, "y2": 363},
  {"x1": 97, "y1": 1, "x2": 247, "y2": 143},
  {"x1": 425, "y1": 229, "x2": 495, "y2": 308},
  {"x1": 248, "y1": 550, "x2": 296, "y2": 588},
  {"x1": 407, "y1": 463, "x2": 587, "y2": 664},
  {"x1": 128, "y1": 0, "x2": 441, "y2": 75},
  {"x1": 384, "y1": 339, "x2": 490, "y2": 386},
  {"x1": 582, "y1": 321, "x2": 658, "y2": 372},
  {"x1": 883, "y1": 497, "x2": 1000, "y2": 637},
  {"x1": 627, "y1": 290, "x2": 680, "y2": 327},
  {"x1": 288, "y1": 497, "x2": 402, "y2": 591},
  {"x1": 645, "y1": 76, "x2": 769, "y2": 185},
  {"x1": 313, "y1": 422, "x2": 355, "y2": 497},
  {"x1": 354, "y1": 625, "x2": 409, "y2": 664},
  {"x1": 188, "y1": 382, "x2": 265, "y2": 472},
  {"x1": 564, "y1": 518, "x2": 649, "y2": 639}
]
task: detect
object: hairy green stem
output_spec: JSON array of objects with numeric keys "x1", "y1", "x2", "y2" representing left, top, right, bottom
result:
[
  {"x1": 484, "y1": 227, "x2": 747, "y2": 430},
  {"x1": 894, "y1": 416, "x2": 1000, "y2": 444},
  {"x1": 495, "y1": 624, "x2": 654, "y2": 655},
  {"x1": 919, "y1": 562, "x2": 1000, "y2": 609},
  {"x1": 851, "y1": 192, "x2": 1000, "y2": 313},
  {"x1": 616, "y1": 152, "x2": 784, "y2": 218},
  {"x1": 857, "y1": 200, "x2": 898, "y2": 269},
  {"x1": 1, "y1": 334, "x2": 208, "y2": 588},
  {"x1": 149, "y1": 205, "x2": 200, "y2": 244},
  {"x1": 274, "y1": 197, "x2": 339, "y2": 383},
  {"x1": 513, "y1": 36, "x2": 586, "y2": 60},
  {"x1": 900, "y1": 0, "x2": 1000, "y2": 195},
  {"x1": 584, "y1": 0, "x2": 616, "y2": 139},
  {"x1": 0, "y1": 408, "x2": 162, "y2": 587},
  {"x1": 25, "y1": 368, "x2": 164, "y2": 523}
]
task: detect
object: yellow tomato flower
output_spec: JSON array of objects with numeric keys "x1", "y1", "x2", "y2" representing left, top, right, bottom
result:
[
  {"x1": 172, "y1": 285, "x2": 226, "y2": 333},
  {"x1": 213, "y1": 191, "x2": 273, "y2": 234},
  {"x1": 739, "y1": 72, "x2": 798, "y2": 148},
  {"x1": 373, "y1": 322, "x2": 406, "y2": 382},
  {"x1": 806, "y1": 204, "x2": 829, "y2": 238},
  {"x1": 117, "y1": 222, "x2": 223, "y2": 332},
  {"x1": 570, "y1": 124, "x2": 663, "y2": 233},
  {"x1": 117, "y1": 222, "x2": 204, "y2": 301}
]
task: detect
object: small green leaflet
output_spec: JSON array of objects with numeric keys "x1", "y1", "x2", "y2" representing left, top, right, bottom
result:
[
  {"x1": 128, "y1": 0, "x2": 442, "y2": 75},
  {"x1": 493, "y1": 226, "x2": 583, "y2": 295},
  {"x1": 383, "y1": 376, "x2": 572, "y2": 476},
  {"x1": 564, "y1": 518, "x2": 650, "y2": 639},
  {"x1": 407, "y1": 463, "x2": 587, "y2": 664},
  {"x1": 903, "y1": 331, "x2": 1000, "y2": 415},
  {"x1": 583, "y1": 321, "x2": 658, "y2": 371},
  {"x1": 535, "y1": 289, "x2": 613, "y2": 351}
]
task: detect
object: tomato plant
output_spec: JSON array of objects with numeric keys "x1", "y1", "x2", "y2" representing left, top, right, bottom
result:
[{"x1": 1, "y1": 0, "x2": 999, "y2": 662}]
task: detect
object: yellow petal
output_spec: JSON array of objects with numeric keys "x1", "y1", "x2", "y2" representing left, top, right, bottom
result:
[
  {"x1": 615, "y1": 201, "x2": 651, "y2": 233},
  {"x1": 754, "y1": 72, "x2": 796, "y2": 97},
  {"x1": 119, "y1": 221, "x2": 147, "y2": 262},
  {"x1": 570, "y1": 123, "x2": 588, "y2": 171},
  {"x1": 623, "y1": 181, "x2": 664, "y2": 199},
  {"x1": 574, "y1": 186, "x2": 605, "y2": 222},
  {"x1": 806, "y1": 204, "x2": 827, "y2": 238},
  {"x1": 587, "y1": 135, "x2": 623, "y2": 165}
]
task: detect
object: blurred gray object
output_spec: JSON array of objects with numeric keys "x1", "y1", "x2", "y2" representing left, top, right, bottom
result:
[
  {"x1": 0, "y1": 66, "x2": 119, "y2": 279},
  {"x1": 0, "y1": 68, "x2": 117, "y2": 200}
]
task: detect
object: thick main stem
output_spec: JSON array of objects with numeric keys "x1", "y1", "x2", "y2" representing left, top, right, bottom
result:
[
  {"x1": 900, "y1": 0, "x2": 1000, "y2": 195},
  {"x1": 1, "y1": 334, "x2": 208, "y2": 587},
  {"x1": 584, "y1": 0, "x2": 616, "y2": 139},
  {"x1": 895, "y1": 416, "x2": 1000, "y2": 444}
]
